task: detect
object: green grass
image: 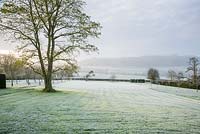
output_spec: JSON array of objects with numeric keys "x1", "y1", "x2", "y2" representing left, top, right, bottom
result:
[{"x1": 0, "y1": 84, "x2": 200, "y2": 133}]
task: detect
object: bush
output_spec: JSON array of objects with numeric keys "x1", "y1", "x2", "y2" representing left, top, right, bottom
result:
[
  {"x1": 0, "y1": 74, "x2": 6, "y2": 89},
  {"x1": 158, "y1": 80, "x2": 200, "y2": 90},
  {"x1": 130, "y1": 79, "x2": 145, "y2": 83}
]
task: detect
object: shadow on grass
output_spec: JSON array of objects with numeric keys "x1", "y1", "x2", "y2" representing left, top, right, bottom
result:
[{"x1": 0, "y1": 87, "x2": 83, "y2": 97}]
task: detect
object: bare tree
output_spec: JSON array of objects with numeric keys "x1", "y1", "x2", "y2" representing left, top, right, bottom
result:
[
  {"x1": 168, "y1": 70, "x2": 177, "y2": 81},
  {"x1": 186, "y1": 57, "x2": 199, "y2": 88},
  {"x1": 64, "y1": 64, "x2": 78, "y2": 78},
  {"x1": 57, "y1": 63, "x2": 78, "y2": 80},
  {"x1": 0, "y1": 60, "x2": 3, "y2": 73},
  {"x1": 147, "y1": 68, "x2": 160, "y2": 82},
  {"x1": 85, "y1": 70, "x2": 95, "y2": 81},
  {"x1": 177, "y1": 72, "x2": 184, "y2": 81},
  {"x1": 24, "y1": 67, "x2": 32, "y2": 85},
  {"x1": 0, "y1": 0, "x2": 101, "y2": 92},
  {"x1": 176, "y1": 71, "x2": 184, "y2": 87},
  {"x1": 0, "y1": 54, "x2": 24, "y2": 86}
]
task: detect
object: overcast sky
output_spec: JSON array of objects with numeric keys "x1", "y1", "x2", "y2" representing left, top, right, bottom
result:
[
  {"x1": 84, "y1": 0, "x2": 200, "y2": 58},
  {"x1": 0, "y1": 0, "x2": 200, "y2": 58}
]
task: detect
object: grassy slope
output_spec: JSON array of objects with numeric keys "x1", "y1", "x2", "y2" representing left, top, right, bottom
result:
[{"x1": 0, "y1": 83, "x2": 200, "y2": 133}]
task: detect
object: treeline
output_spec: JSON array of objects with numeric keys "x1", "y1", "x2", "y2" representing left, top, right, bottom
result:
[
  {"x1": 147, "y1": 57, "x2": 200, "y2": 90},
  {"x1": 0, "y1": 54, "x2": 78, "y2": 87}
]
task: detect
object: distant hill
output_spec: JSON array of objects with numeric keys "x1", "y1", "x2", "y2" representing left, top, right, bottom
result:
[{"x1": 80, "y1": 55, "x2": 194, "y2": 68}]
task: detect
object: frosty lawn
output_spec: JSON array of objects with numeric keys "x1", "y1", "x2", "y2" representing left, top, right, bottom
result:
[{"x1": 0, "y1": 81, "x2": 200, "y2": 133}]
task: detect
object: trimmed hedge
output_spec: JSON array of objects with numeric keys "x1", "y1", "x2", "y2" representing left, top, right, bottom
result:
[
  {"x1": 130, "y1": 79, "x2": 145, "y2": 83},
  {"x1": 0, "y1": 74, "x2": 6, "y2": 89},
  {"x1": 158, "y1": 80, "x2": 199, "y2": 90}
]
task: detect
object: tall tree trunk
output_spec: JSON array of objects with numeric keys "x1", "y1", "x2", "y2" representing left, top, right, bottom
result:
[
  {"x1": 42, "y1": 27, "x2": 56, "y2": 92},
  {"x1": 43, "y1": 76, "x2": 55, "y2": 92},
  {"x1": 43, "y1": 62, "x2": 55, "y2": 92},
  {"x1": 36, "y1": 45, "x2": 55, "y2": 92}
]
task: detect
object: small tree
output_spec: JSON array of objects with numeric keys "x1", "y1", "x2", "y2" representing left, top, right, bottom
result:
[
  {"x1": 24, "y1": 67, "x2": 33, "y2": 85},
  {"x1": 57, "y1": 63, "x2": 78, "y2": 80},
  {"x1": 176, "y1": 71, "x2": 184, "y2": 87},
  {"x1": 64, "y1": 64, "x2": 78, "y2": 78},
  {"x1": 0, "y1": 66, "x2": 3, "y2": 74},
  {"x1": 168, "y1": 70, "x2": 177, "y2": 81},
  {"x1": 186, "y1": 57, "x2": 199, "y2": 90},
  {"x1": 85, "y1": 70, "x2": 95, "y2": 81},
  {"x1": 0, "y1": 54, "x2": 25, "y2": 86},
  {"x1": 147, "y1": 68, "x2": 160, "y2": 83},
  {"x1": 177, "y1": 72, "x2": 184, "y2": 81}
]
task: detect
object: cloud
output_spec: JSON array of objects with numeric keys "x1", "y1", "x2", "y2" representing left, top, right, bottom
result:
[
  {"x1": 84, "y1": 0, "x2": 200, "y2": 57},
  {"x1": 0, "y1": 0, "x2": 200, "y2": 58}
]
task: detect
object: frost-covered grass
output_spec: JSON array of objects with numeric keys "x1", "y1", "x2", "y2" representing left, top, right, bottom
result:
[
  {"x1": 151, "y1": 84, "x2": 200, "y2": 100},
  {"x1": 0, "y1": 81, "x2": 200, "y2": 133}
]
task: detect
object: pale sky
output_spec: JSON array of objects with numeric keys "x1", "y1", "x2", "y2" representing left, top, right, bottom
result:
[{"x1": 0, "y1": 0, "x2": 200, "y2": 58}]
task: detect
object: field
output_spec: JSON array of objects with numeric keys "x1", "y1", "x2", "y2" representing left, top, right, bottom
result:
[{"x1": 0, "y1": 81, "x2": 200, "y2": 133}]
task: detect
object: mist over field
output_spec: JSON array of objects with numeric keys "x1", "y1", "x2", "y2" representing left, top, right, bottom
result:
[{"x1": 79, "y1": 55, "x2": 191, "y2": 79}]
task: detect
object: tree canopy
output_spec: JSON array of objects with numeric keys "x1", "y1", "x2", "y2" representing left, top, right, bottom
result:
[{"x1": 0, "y1": 0, "x2": 101, "y2": 92}]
